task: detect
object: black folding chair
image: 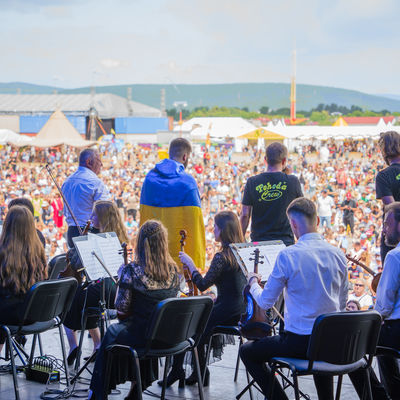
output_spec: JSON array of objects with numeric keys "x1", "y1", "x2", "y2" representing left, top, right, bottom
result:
[
  {"x1": 47, "y1": 253, "x2": 67, "y2": 280},
  {"x1": 105, "y1": 296, "x2": 214, "y2": 400},
  {"x1": 269, "y1": 311, "x2": 382, "y2": 400},
  {"x1": 0, "y1": 278, "x2": 78, "y2": 400}
]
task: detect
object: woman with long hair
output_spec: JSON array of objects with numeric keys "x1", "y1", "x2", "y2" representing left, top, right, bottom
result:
[
  {"x1": 63, "y1": 200, "x2": 130, "y2": 365},
  {"x1": 0, "y1": 206, "x2": 47, "y2": 351},
  {"x1": 164, "y1": 211, "x2": 246, "y2": 387},
  {"x1": 89, "y1": 220, "x2": 180, "y2": 400}
]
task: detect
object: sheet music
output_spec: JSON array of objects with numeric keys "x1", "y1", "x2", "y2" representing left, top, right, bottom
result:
[
  {"x1": 73, "y1": 232, "x2": 124, "y2": 280},
  {"x1": 230, "y1": 241, "x2": 286, "y2": 281}
]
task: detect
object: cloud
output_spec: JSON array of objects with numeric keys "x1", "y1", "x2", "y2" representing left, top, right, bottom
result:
[{"x1": 100, "y1": 58, "x2": 128, "y2": 69}]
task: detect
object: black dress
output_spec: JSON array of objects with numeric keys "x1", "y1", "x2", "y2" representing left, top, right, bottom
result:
[
  {"x1": 192, "y1": 252, "x2": 246, "y2": 337},
  {"x1": 0, "y1": 288, "x2": 26, "y2": 344},
  {"x1": 191, "y1": 252, "x2": 246, "y2": 363},
  {"x1": 90, "y1": 262, "x2": 180, "y2": 399}
]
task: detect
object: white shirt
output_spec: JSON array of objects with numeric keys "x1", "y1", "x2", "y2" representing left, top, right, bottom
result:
[
  {"x1": 348, "y1": 292, "x2": 374, "y2": 309},
  {"x1": 317, "y1": 195, "x2": 334, "y2": 217},
  {"x1": 61, "y1": 166, "x2": 110, "y2": 226},
  {"x1": 250, "y1": 232, "x2": 348, "y2": 335},
  {"x1": 375, "y1": 242, "x2": 400, "y2": 320}
]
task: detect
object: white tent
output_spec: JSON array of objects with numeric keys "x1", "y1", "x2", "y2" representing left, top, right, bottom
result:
[
  {"x1": 15, "y1": 110, "x2": 96, "y2": 148},
  {"x1": 0, "y1": 129, "x2": 32, "y2": 146}
]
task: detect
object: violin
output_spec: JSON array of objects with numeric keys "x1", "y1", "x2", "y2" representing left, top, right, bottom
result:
[
  {"x1": 239, "y1": 248, "x2": 272, "y2": 340},
  {"x1": 346, "y1": 254, "x2": 381, "y2": 294},
  {"x1": 180, "y1": 230, "x2": 198, "y2": 296},
  {"x1": 119, "y1": 242, "x2": 132, "y2": 266}
]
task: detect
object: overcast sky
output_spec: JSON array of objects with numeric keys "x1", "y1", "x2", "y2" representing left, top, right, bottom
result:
[{"x1": 1, "y1": 0, "x2": 399, "y2": 95}]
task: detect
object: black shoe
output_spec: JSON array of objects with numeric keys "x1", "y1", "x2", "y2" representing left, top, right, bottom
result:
[
  {"x1": 185, "y1": 367, "x2": 210, "y2": 387},
  {"x1": 84, "y1": 349, "x2": 99, "y2": 362},
  {"x1": 14, "y1": 334, "x2": 27, "y2": 347},
  {"x1": 67, "y1": 347, "x2": 79, "y2": 366},
  {"x1": 157, "y1": 368, "x2": 185, "y2": 388}
]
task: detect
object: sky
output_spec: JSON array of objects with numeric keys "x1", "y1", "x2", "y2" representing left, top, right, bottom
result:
[{"x1": 0, "y1": 0, "x2": 399, "y2": 95}]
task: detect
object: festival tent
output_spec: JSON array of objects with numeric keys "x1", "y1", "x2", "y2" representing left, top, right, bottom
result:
[
  {"x1": 15, "y1": 110, "x2": 97, "y2": 148},
  {"x1": 238, "y1": 128, "x2": 285, "y2": 140},
  {"x1": 0, "y1": 129, "x2": 32, "y2": 146}
]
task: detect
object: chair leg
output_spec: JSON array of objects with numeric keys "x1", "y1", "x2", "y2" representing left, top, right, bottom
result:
[
  {"x1": 4, "y1": 327, "x2": 20, "y2": 400},
  {"x1": 234, "y1": 336, "x2": 243, "y2": 382},
  {"x1": 204, "y1": 334, "x2": 213, "y2": 383},
  {"x1": 364, "y1": 368, "x2": 373, "y2": 400},
  {"x1": 74, "y1": 313, "x2": 88, "y2": 372},
  {"x1": 38, "y1": 333, "x2": 44, "y2": 356},
  {"x1": 335, "y1": 375, "x2": 343, "y2": 400},
  {"x1": 193, "y1": 347, "x2": 205, "y2": 400},
  {"x1": 293, "y1": 372, "x2": 300, "y2": 400},
  {"x1": 160, "y1": 356, "x2": 170, "y2": 400},
  {"x1": 130, "y1": 349, "x2": 143, "y2": 400},
  {"x1": 268, "y1": 363, "x2": 276, "y2": 400},
  {"x1": 28, "y1": 334, "x2": 37, "y2": 366},
  {"x1": 58, "y1": 325, "x2": 71, "y2": 390}
]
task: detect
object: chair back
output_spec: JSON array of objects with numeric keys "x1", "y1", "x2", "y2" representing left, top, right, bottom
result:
[
  {"x1": 307, "y1": 311, "x2": 381, "y2": 367},
  {"x1": 20, "y1": 278, "x2": 78, "y2": 326},
  {"x1": 144, "y1": 296, "x2": 213, "y2": 352},
  {"x1": 48, "y1": 253, "x2": 67, "y2": 280}
]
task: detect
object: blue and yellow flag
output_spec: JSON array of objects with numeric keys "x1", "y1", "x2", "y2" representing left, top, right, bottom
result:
[{"x1": 140, "y1": 159, "x2": 206, "y2": 272}]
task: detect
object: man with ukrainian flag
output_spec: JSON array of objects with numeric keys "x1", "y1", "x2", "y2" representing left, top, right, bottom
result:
[{"x1": 140, "y1": 138, "x2": 206, "y2": 272}]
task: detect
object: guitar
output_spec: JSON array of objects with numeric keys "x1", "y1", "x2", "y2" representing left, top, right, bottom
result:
[{"x1": 346, "y1": 254, "x2": 381, "y2": 294}]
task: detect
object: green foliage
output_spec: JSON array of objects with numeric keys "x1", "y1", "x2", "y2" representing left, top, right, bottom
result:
[{"x1": 310, "y1": 111, "x2": 334, "y2": 125}]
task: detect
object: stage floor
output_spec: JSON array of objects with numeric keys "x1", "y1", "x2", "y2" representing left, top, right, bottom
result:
[{"x1": 0, "y1": 326, "x2": 366, "y2": 399}]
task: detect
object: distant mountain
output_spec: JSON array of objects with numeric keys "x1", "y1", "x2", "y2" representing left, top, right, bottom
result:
[
  {"x1": 1, "y1": 82, "x2": 400, "y2": 112},
  {"x1": 378, "y1": 93, "x2": 400, "y2": 101}
]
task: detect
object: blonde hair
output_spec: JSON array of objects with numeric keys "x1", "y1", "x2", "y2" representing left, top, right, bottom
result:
[
  {"x1": 93, "y1": 200, "x2": 129, "y2": 244},
  {"x1": 135, "y1": 220, "x2": 177, "y2": 281},
  {"x1": 0, "y1": 206, "x2": 47, "y2": 294}
]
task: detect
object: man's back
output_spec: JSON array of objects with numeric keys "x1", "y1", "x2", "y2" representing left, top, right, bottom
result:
[
  {"x1": 140, "y1": 158, "x2": 205, "y2": 270},
  {"x1": 254, "y1": 233, "x2": 348, "y2": 335},
  {"x1": 242, "y1": 171, "x2": 302, "y2": 244}
]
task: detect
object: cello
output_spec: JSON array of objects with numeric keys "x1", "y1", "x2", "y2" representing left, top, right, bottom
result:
[
  {"x1": 239, "y1": 248, "x2": 272, "y2": 340},
  {"x1": 180, "y1": 230, "x2": 198, "y2": 296}
]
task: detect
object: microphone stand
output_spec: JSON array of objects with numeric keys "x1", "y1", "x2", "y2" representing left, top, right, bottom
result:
[{"x1": 71, "y1": 251, "x2": 117, "y2": 385}]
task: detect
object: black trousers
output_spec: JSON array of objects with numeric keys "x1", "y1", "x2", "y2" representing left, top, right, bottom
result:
[
  {"x1": 239, "y1": 331, "x2": 333, "y2": 400},
  {"x1": 343, "y1": 215, "x2": 355, "y2": 234},
  {"x1": 67, "y1": 226, "x2": 100, "y2": 248},
  {"x1": 348, "y1": 320, "x2": 400, "y2": 400}
]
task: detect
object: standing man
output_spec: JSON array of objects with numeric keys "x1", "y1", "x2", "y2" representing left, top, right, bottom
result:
[
  {"x1": 62, "y1": 148, "x2": 110, "y2": 248},
  {"x1": 317, "y1": 189, "x2": 335, "y2": 230},
  {"x1": 140, "y1": 138, "x2": 205, "y2": 271},
  {"x1": 340, "y1": 192, "x2": 357, "y2": 235},
  {"x1": 240, "y1": 142, "x2": 303, "y2": 246},
  {"x1": 376, "y1": 131, "x2": 400, "y2": 262},
  {"x1": 239, "y1": 198, "x2": 348, "y2": 399}
]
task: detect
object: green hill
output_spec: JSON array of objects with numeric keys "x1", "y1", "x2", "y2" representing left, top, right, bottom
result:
[{"x1": 1, "y1": 82, "x2": 400, "y2": 112}]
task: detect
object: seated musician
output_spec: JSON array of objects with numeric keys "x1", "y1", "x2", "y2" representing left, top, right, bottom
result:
[
  {"x1": 163, "y1": 211, "x2": 246, "y2": 387},
  {"x1": 88, "y1": 220, "x2": 180, "y2": 400},
  {"x1": 349, "y1": 202, "x2": 400, "y2": 400},
  {"x1": 63, "y1": 200, "x2": 129, "y2": 365},
  {"x1": 240, "y1": 197, "x2": 348, "y2": 400},
  {"x1": 0, "y1": 206, "x2": 47, "y2": 352}
]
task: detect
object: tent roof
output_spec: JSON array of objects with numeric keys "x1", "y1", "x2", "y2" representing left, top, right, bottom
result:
[
  {"x1": 16, "y1": 110, "x2": 96, "y2": 148},
  {"x1": 0, "y1": 93, "x2": 161, "y2": 118},
  {"x1": 238, "y1": 128, "x2": 285, "y2": 139},
  {"x1": 0, "y1": 129, "x2": 32, "y2": 146},
  {"x1": 332, "y1": 117, "x2": 348, "y2": 126},
  {"x1": 175, "y1": 117, "x2": 259, "y2": 138}
]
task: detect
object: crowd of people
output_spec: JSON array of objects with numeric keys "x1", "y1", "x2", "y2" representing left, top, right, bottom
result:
[{"x1": 0, "y1": 131, "x2": 400, "y2": 399}]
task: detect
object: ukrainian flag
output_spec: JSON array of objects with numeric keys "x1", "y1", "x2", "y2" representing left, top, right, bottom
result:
[{"x1": 140, "y1": 159, "x2": 206, "y2": 272}]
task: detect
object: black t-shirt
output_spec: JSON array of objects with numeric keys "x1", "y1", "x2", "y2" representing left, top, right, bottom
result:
[
  {"x1": 341, "y1": 199, "x2": 357, "y2": 218},
  {"x1": 376, "y1": 163, "x2": 400, "y2": 202},
  {"x1": 242, "y1": 172, "x2": 303, "y2": 244}
]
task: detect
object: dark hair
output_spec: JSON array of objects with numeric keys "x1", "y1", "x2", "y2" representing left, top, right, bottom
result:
[
  {"x1": 265, "y1": 142, "x2": 288, "y2": 166},
  {"x1": 169, "y1": 138, "x2": 192, "y2": 160},
  {"x1": 79, "y1": 148, "x2": 98, "y2": 166},
  {"x1": 287, "y1": 197, "x2": 317, "y2": 225},
  {"x1": 384, "y1": 202, "x2": 400, "y2": 222},
  {"x1": 214, "y1": 211, "x2": 244, "y2": 270},
  {"x1": 378, "y1": 131, "x2": 400, "y2": 164},
  {"x1": 8, "y1": 197, "x2": 34, "y2": 216}
]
